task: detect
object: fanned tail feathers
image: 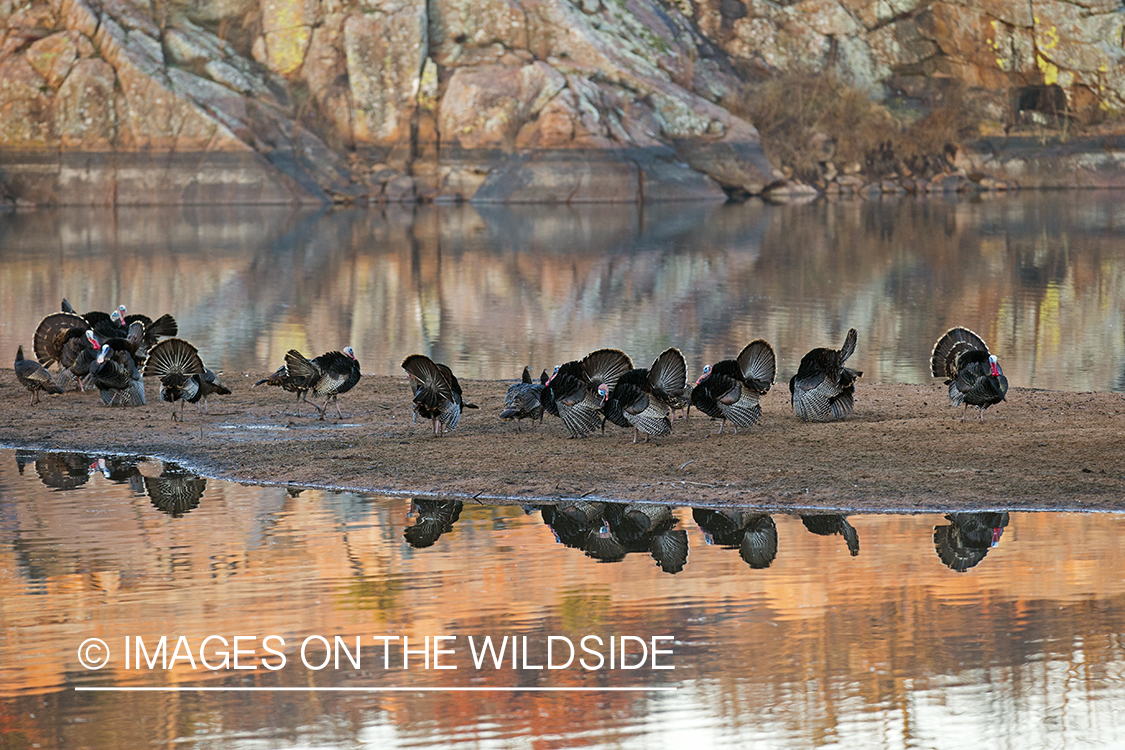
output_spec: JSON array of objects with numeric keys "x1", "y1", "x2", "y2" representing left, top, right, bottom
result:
[
  {"x1": 144, "y1": 338, "x2": 205, "y2": 378},
  {"x1": 931, "y1": 327, "x2": 989, "y2": 378},
  {"x1": 737, "y1": 339, "x2": 776, "y2": 393}
]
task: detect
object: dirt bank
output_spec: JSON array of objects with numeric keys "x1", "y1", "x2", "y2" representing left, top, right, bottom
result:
[{"x1": 2, "y1": 370, "x2": 1123, "y2": 512}]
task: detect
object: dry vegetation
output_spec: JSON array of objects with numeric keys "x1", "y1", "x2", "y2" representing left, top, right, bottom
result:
[{"x1": 729, "y1": 72, "x2": 978, "y2": 183}]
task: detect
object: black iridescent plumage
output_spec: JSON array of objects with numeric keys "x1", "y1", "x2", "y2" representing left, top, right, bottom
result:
[
  {"x1": 691, "y1": 340, "x2": 776, "y2": 434},
  {"x1": 285, "y1": 347, "x2": 361, "y2": 420},
  {"x1": 144, "y1": 338, "x2": 205, "y2": 421},
  {"x1": 930, "y1": 327, "x2": 1008, "y2": 422},
  {"x1": 602, "y1": 348, "x2": 686, "y2": 443},
  {"x1": 402, "y1": 353, "x2": 476, "y2": 436},
  {"x1": 789, "y1": 328, "x2": 862, "y2": 422},
  {"x1": 544, "y1": 349, "x2": 633, "y2": 438},
  {"x1": 499, "y1": 366, "x2": 545, "y2": 431}
]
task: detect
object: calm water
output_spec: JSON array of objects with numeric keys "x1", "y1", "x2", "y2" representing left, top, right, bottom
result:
[
  {"x1": 2, "y1": 194, "x2": 1125, "y2": 391},
  {"x1": 1, "y1": 449, "x2": 1124, "y2": 749}
]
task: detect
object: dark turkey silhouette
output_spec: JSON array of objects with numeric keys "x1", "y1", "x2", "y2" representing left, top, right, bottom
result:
[
  {"x1": 499, "y1": 366, "x2": 545, "y2": 431},
  {"x1": 933, "y1": 512, "x2": 1010, "y2": 572},
  {"x1": 15, "y1": 345, "x2": 64, "y2": 404},
  {"x1": 145, "y1": 467, "x2": 207, "y2": 517},
  {"x1": 144, "y1": 338, "x2": 205, "y2": 421},
  {"x1": 403, "y1": 499, "x2": 464, "y2": 548},
  {"x1": 931, "y1": 327, "x2": 1008, "y2": 422},
  {"x1": 89, "y1": 346, "x2": 146, "y2": 406},
  {"x1": 693, "y1": 508, "x2": 778, "y2": 569},
  {"x1": 691, "y1": 339, "x2": 776, "y2": 434},
  {"x1": 544, "y1": 349, "x2": 633, "y2": 438},
  {"x1": 601, "y1": 347, "x2": 687, "y2": 443},
  {"x1": 114, "y1": 305, "x2": 178, "y2": 350},
  {"x1": 538, "y1": 501, "x2": 687, "y2": 573},
  {"x1": 192, "y1": 369, "x2": 232, "y2": 414},
  {"x1": 285, "y1": 347, "x2": 362, "y2": 420},
  {"x1": 801, "y1": 514, "x2": 860, "y2": 556},
  {"x1": 402, "y1": 353, "x2": 476, "y2": 435},
  {"x1": 790, "y1": 328, "x2": 862, "y2": 422}
]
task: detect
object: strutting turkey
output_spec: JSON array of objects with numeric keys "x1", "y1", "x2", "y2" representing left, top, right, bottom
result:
[
  {"x1": 790, "y1": 328, "x2": 862, "y2": 422},
  {"x1": 601, "y1": 347, "x2": 687, "y2": 443},
  {"x1": 691, "y1": 340, "x2": 776, "y2": 434},
  {"x1": 544, "y1": 348, "x2": 633, "y2": 438},
  {"x1": 89, "y1": 346, "x2": 146, "y2": 406},
  {"x1": 144, "y1": 338, "x2": 229, "y2": 420},
  {"x1": 930, "y1": 327, "x2": 1008, "y2": 422},
  {"x1": 284, "y1": 347, "x2": 362, "y2": 420},
  {"x1": 402, "y1": 353, "x2": 477, "y2": 436}
]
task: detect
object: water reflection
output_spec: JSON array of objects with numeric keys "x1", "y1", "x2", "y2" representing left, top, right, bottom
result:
[
  {"x1": 933, "y1": 511, "x2": 1010, "y2": 572},
  {"x1": 3, "y1": 449, "x2": 1125, "y2": 749},
  {"x1": 3, "y1": 194, "x2": 1125, "y2": 392}
]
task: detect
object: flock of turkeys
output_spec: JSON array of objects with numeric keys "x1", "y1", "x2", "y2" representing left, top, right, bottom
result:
[{"x1": 15, "y1": 301, "x2": 1009, "y2": 435}]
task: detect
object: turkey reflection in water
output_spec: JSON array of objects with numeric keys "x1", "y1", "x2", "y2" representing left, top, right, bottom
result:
[
  {"x1": 2, "y1": 193, "x2": 1125, "y2": 392},
  {"x1": 2, "y1": 449, "x2": 1125, "y2": 749}
]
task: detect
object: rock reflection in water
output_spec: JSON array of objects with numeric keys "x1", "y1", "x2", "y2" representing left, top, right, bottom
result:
[{"x1": 933, "y1": 511, "x2": 1011, "y2": 572}]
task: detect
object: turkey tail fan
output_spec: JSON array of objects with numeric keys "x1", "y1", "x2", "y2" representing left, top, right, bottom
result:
[
  {"x1": 284, "y1": 349, "x2": 320, "y2": 381},
  {"x1": 739, "y1": 516, "x2": 779, "y2": 569},
  {"x1": 649, "y1": 529, "x2": 689, "y2": 574},
  {"x1": 34, "y1": 312, "x2": 88, "y2": 366},
  {"x1": 737, "y1": 339, "x2": 777, "y2": 393},
  {"x1": 931, "y1": 327, "x2": 989, "y2": 377},
  {"x1": 402, "y1": 354, "x2": 454, "y2": 407},
  {"x1": 146, "y1": 313, "x2": 178, "y2": 340},
  {"x1": 838, "y1": 328, "x2": 859, "y2": 364},
  {"x1": 648, "y1": 347, "x2": 687, "y2": 397},
  {"x1": 582, "y1": 348, "x2": 633, "y2": 390},
  {"x1": 144, "y1": 338, "x2": 205, "y2": 378}
]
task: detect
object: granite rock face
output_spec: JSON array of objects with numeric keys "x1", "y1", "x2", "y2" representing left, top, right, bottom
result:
[{"x1": 0, "y1": 0, "x2": 1122, "y2": 204}]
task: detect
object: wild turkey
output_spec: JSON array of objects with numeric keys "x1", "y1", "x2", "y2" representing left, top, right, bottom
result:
[
  {"x1": 691, "y1": 340, "x2": 776, "y2": 434},
  {"x1": 15, "y1": 346, "x2": 64, "y2": 404},
  {"x1": 33, "y1": 311, "x2": 90, "y2": 368},
  {"x1": 790, "y1": 328, "x2": 862, "y2": 422},
  {"x1": 544, "y1": 349, "x2": 633, "y2": 438},
  {"x1": 933, "y1": 512, "x2": 1010, "y2": 572},
  {"x1": 255, "y1": 361, "x2": 316, "y2": 416},
  {"x1": 56, "y1": 330, "x2": 103, "y2": 392},
  {"x1": 601, "y1": 348, "x2": 687, "y2": 443},
  {"x1": 285, "y1": 347, "x2": 362, "y2": 420},
  {"x1": 693, "y1": 508, "x2": 778, "y2": 568},
  {"x1": 801, "y1": 514, "x2": 860, "y2": 556},
  {"x1": 931, "y1": 327, "x2": 1008, "y2": 422},
  {"x1": 499, "y1": 366, "x2": 545, "y2": 431},
  {"x1": 114, "y1": 305, "x2": 178, "y2": 351},
  {"x1": 89, "y1": 346, "x2": 146, "y2": 406},
  {"x1": 143, "y1": 338, "x2": 206, "y2": 421},
  {"x1": 192, "y1": 369, "x2": 231, "y2": 414},
  {"x1": 402, "y1": 353, "x2": 477, "y2": 436}
]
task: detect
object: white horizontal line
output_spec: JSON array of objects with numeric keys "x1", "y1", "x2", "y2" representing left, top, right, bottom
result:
[{"x1": 75, "y1": 686, "x2": 676, "y2": 692}]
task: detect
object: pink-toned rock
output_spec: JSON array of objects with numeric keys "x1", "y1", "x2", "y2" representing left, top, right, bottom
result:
[
  {"x1": 53, "y1": 57, "x2": 117, "y2": 148},
  {"x1": 344, "y1": 7, "x2": 427, "y2": 146},
  {"x1": 439, "y1": 62, "x2": 567, "y2": 149},
  {"x1": 26, "y1": 31, "x2": 78, "y2": 89},
  {"x1": 0, "y1": 55, "x2": 55, "y2": 146}
]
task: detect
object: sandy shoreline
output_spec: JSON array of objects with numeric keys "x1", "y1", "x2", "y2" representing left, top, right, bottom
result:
[{"x1": 2, "y1": 370, "x2": 1123, "y2": 513}]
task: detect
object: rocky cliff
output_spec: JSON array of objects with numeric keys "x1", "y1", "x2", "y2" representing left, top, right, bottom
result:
[{"x1": 0, "y1": 0, "x2": 1122, "y2": 205}]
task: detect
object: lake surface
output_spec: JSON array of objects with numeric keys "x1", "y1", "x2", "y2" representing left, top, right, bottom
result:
[
  {"x1": 2, "y1": 193, "x2": 1125, "y2": 391},
  {"x1": 1, "y1": 449, "x2": 1123, "y2": 749}
]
